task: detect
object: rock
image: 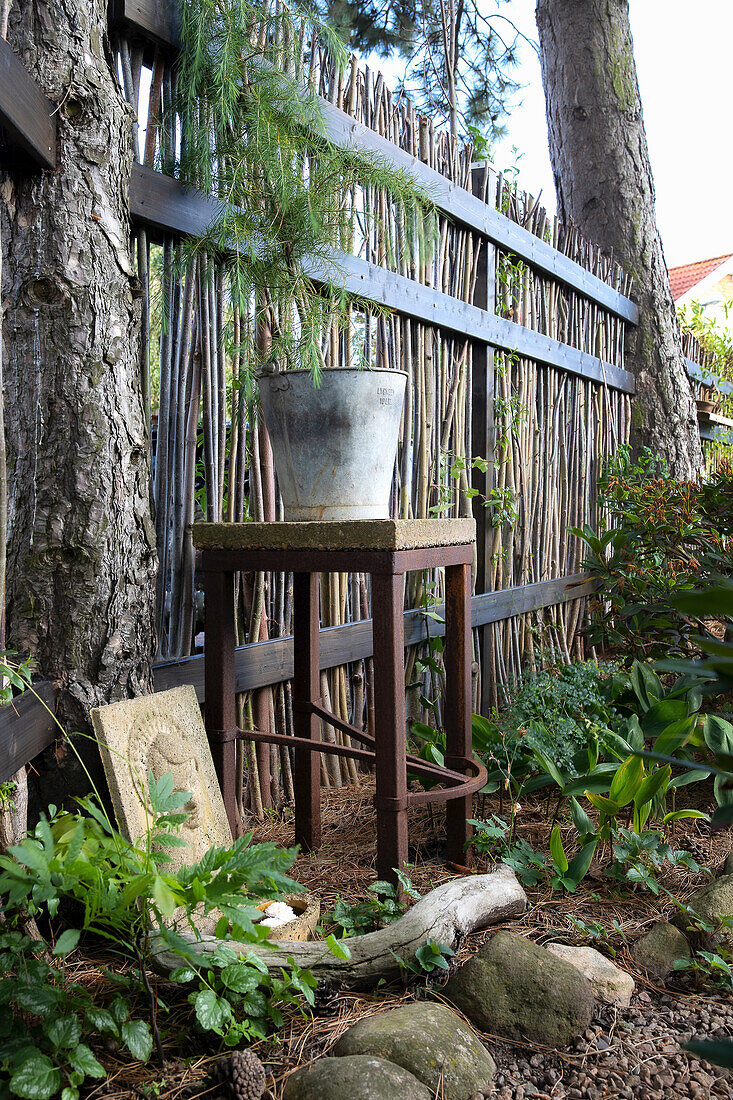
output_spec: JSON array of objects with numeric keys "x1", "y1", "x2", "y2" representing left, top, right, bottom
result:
[
  {"x1": 333, "y1": 1003, "x2": 495, "y2": 1100},
  {"x1": 680, "y1": 874, "x2": 733, "y2": 947},
  {"x1": 545, "y1": 944, "x2": 635, "y2": 1007},
  {"x1": 721, "y1": 853, "x2": 733, "y2": 877},
  {"x1": 631, "y1": 922, "x2": 690, "y2": 978},
  {"x1": 282, "y1": 1055, "x2": 431, "y2": 1100},
  {"x1": 443, "y1": 930, "x2": 594, "y2": 1048}
]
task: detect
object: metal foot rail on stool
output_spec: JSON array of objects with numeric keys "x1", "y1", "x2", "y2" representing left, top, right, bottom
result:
[{"x1": 193, "y1": 519, "x2": 487, "y2": 885}]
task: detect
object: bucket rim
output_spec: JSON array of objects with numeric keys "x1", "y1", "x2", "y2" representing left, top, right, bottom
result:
[{"x1": 257, "y1": 366, "x2": 409, "y2": 381}]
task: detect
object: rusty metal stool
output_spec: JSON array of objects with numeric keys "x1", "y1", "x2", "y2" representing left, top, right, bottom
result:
[{"x1": 193, "y1": 519, "x2": 487, "y2": 884}]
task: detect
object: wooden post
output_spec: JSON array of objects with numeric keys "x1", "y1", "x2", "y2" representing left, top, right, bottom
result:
[
  {"x1": 444, "y1": 562, "x2": 474, "y2": 866},
  {"x1": 471, "y1": 161, "x2": 497, "y2": 716},
  {"x1": 293, "y1": 571, "x2": 321, "y2": 850},
  {"x1": 372, "y1": 568, "x2": 408, "y2": 884},
  {"x1": 203, "y1": 564, "x2": 240, "y2": 837}
]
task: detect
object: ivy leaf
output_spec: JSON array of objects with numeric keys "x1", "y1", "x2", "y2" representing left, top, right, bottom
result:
[
  {"x1": 84, "y1": 1006, "x2": 117, "y2": 1035},
  {"x1": 9, "y1": 1054, "x2": 62, "y2": 1099},
  {"x1": 220, "y1": 964, "x2": 260, "y2": 994},
  {"x1": 14, "y1": 985, "x2": 63, "y2": 1016},
  {"x1": 68, "y1": 1044, "x2": 105, "y2": 1078},
  {"x1": 120, "y1": 1019, "x2": 153, "y2": 1063},
  {"x1": 47, "y1": 1015, "x2": 81, "y2": 1049},
  {"x1": 192, "y1": 989, "x2": 232, "y2": 1033}
]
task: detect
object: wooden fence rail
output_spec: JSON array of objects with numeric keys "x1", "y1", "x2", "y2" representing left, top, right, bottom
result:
[{"x1": 0, "y1": 573, "x2": 594, "y2": 784}]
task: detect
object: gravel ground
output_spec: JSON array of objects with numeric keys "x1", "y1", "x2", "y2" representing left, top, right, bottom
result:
[{"x1": 471, "y1": 990, "x2": 733, "y2": 1100}]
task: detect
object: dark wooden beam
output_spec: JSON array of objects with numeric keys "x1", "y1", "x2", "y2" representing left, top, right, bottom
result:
[
  {"x1": 687, "y1": 357, "x2": 733, "y2": 397},
  {"x1": 153, "y1": 572, "x2": 595, "y2": 702},
  {"x1": 108, "y1": 0, "x2": 179, "y2": 49},
  {"x1": 0, "y1": 40, "x2": 56, "y2": 170},
  {"x1": 129, "y1": 164, "x2": 223, "y2": 238},
  {"x1": 0, "y1": 682, "x2": 57, "y2": 785},
  {"x1": 129, "y1": 166, "x2": 636, "y2": 394}
]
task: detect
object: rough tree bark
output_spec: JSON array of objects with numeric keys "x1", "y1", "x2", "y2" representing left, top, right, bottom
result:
[
  {"x1": 535, "y1": 0, "x2": 703, "y2": 477},
  {"x1": 0, "y1": 0, "x2": 157, "y2": 806}
]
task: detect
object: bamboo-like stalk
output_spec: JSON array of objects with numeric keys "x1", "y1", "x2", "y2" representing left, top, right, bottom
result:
[{"x1": 114, "y1": 22, "x2": 635, "y2": 810}]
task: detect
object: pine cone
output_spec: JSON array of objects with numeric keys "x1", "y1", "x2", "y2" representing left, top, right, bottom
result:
[
  {"x1": 312, "y1": 978, "x2": 342, "y2": 1016},
  {"x1": 230, "y1": 1050, "x2": 266, "y2": 1100}
]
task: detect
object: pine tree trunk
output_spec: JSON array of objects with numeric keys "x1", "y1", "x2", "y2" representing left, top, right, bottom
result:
[
  {"x1": 0, "y1": 0, "x2": 157, "y2": 805},
  {"x1": 535, "y1": 0, "x2": 703, "y2": 477}
]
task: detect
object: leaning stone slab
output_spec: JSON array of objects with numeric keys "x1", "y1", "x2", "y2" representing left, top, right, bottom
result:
[
  {"x1": 545, "y1": 943, "x2": 635, "y2": 1007},
  {"x1": 91, "y1": 684, "x2": 232, "y2": 871},
  {"x1": 333, "y1": 1003, "x2": 495, "y2": 1100},
  {"x1": 679, "y1": 874, "x2": 733, "y2": 948},
  {"x1": 443, "y1": 930, "x2": 594, "y2": 1048},
  {"x1": 631, "y1": 921, "x2": 691, "y2": 977},
  {"x1": 283, "y1": 1055, "x2": 431, "y2": 1100}
]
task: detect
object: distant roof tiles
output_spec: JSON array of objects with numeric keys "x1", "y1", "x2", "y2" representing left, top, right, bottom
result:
[{"x1": 669, "y1": 253, "x2": 732, "y2": 301}]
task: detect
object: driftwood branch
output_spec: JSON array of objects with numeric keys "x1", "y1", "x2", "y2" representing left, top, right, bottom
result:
[{"x1": 156, "y1": 865, "x2": 526, "y2": 987}]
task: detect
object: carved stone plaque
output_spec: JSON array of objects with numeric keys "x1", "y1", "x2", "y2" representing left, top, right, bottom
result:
[{"x1": 91, "y1": 684, "x2": 232, "y2": 871}]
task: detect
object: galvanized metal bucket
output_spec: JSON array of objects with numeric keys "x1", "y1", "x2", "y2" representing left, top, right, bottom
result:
[{"x1": 258, "y1": 367, "x2": 408, "y2": 521}]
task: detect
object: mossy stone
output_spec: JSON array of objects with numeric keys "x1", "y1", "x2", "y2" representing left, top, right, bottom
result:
[
  {"x1": 333, "y1": 1003, "x2": 495, "y2": 1100},
  {"x1": 443, "y1": 930, "x2": 594, "y2": 1048},
  {"x1": 680, "y1": 874, "x2": 733, "y2": 948},
  {"x1": 631, "y1": 921, "x2": 690, "y2": 977},
  {"x1": 282, "y1": 1055, "x2": 431, "y2": 1100}
]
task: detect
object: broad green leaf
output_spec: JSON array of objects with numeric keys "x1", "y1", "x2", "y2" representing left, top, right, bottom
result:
[
  {"x1": 48, "y1": 1015, "x2": 81, "y2": 1050},
  {"x1": 630, "y1": 661, "x2": 662, "y2": 710},
  {"x1": 634, "y1": 764, "x2": 671, "y2": 809},
  {"x1": 220, "y1": 964, "x2": 260, "y2": 994},
  {"x1": 586, "y1": 792, "x2": 622, "y2": 816},
  {"x1": 570, "y1": 797, "x2": 596, "y2": 839},
  {"x1": 550, "y1": 826, "x2": 568, "y2": 874},
  {"x1": 670, "y1": 768, "x2": 711, "y2": 788},
  {"x1": 53, "y1": 929, "x2": 80, "y2": 957},
  {"x1": 68, "y1": 1044, "x2": 105, "y2": 1078},
  {"x1": 192, "y1": 989, "x2": 232, "y2": 1033},
  {"x1": 609, "y1": 755, "x2": 644, "y2": 807},
  {"x1": 652, "y1": 716, "x2": 697, "y2": 756},
  {"x1": 110, "y1": 997, "x2": 130, "y2": 1025},
  {"x1": 530, "y1": 747, "x2": 565, "y2": 791},
  {"x1": 662, "y1": 810, "x2": 711, "y2": 824},
  {"x1": 326, "y1": 933, "x2": 351, "y2": 959},
  {"x1": 84, "y1": 1006, "x2": 116, "y2": 1034},
  {"x1": 641, "y1": 698, "x2": 688, "y2": 738},
  {"x1": 9, "y1": 1054, "x2": 61, "y2": 1100},
  {"x1": 151, "y1": 875, "x2": 179, "y2": 917},
  {"x1": 704, "y1": 715, "x2": 733, "y2": 757},
  {"x1": 14, "y1": 985, "x2": 63, "y2": 1016},
  {"x1": 120, "y1": 1019, "x2": 153, "y2": 1062},
  {"x1": 566, "y1": 839, "x2": 597, "y2": 885}
]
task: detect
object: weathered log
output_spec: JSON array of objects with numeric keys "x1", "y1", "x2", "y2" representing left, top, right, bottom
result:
[{"x1": 156, "y1": 865, "x2": 526, "y2": 987}]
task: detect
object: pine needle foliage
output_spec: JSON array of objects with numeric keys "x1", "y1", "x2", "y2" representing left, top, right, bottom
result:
[{"x1": 176, "y1": 0, "x2": 436, "y2": 383}]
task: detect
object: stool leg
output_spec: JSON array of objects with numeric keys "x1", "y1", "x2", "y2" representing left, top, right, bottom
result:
[
  {"x1": 204, "y1": 567, "x2": 241, "y2": 838},
  {"x1": 372, "y1": 571, "x2": 408, "y2": 885},
  {"x1": 445, "y1": 562, "x2": 473, "y2": 866},
  {"x1": 293, "y1": 572, "x2": 321, "y2": 851}
]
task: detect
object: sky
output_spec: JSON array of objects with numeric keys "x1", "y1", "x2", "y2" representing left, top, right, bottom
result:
[{"x1": 370, "y1": 0, "x2": 733, "y2": 270}]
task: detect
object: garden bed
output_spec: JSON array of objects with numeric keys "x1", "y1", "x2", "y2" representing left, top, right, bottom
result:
[{"x1": 73, "y1": 778, "x2": 733, "y2": 1099}]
